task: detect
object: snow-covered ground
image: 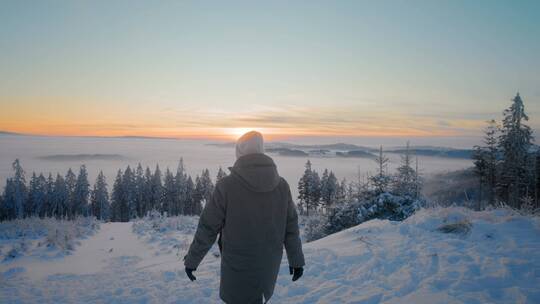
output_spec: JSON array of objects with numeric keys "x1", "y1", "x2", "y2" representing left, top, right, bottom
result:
[{"x1": 1, "y1": 207, "x2": 539, "y2": 303}]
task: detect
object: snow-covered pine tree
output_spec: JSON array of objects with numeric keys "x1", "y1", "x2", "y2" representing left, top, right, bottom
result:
[
  {"x1": 370, "y1": 146, "x2": 391, "y2": 195},
  {"x1": 65, "y1": 168, "x2": 77, "y2": 218},
  {"x1": 4, "y1": 159, "x2": 28, "y2": 219},
  {"x1": 184, "y1": 176, "x2": 195, "y2": 215},
  {"x1": 45, "y1": 173, "x2": 55, "y2": 217},
  {"x1": 134, "y1": 164, "x2": 145, "y2": 218},
  {"x1": 297, "y1": 160, "x2": 321, "y2": 216},
  {"x1": 27, "y1": 173, "x2": 47, "y2": 217},
  {"x1": 216, "y1": 166, "x2": 227, "y2": 183},
  {"x1": 111, "y1": 169, "x2": 124, "y2": 222},
  {"x1": 392, "y1": 142, "x2": 418, "y2": 198},
  {"x1": 298, "y1": 160, "x2": 312, "y2": 215},
  {"x1": 73, "y1": 165, "x2": 90, "y2": 217},
  {"x1": 336, "y1": 178, "x2": 347, "y2": 205},
  {"x1": 143, "y1": 166, "x2": 153, "y2": 216},
  {"x1": 498, "y1": 93, "x2": 533, "y2": 208},
  {"x1": 163, "y1": 168, "x2": 179, "y2": 216},
  {"x1": 175, "y1": 158, "x2": 188, "y2": 215},
  {"x1": 320, "y1": 169, "x2": 338, "y2": 211},
  {"x1": 473, "y1": 120, "x2": 499, "y2": 208},
  {"x1": 123, "y1": 166, "x2": 137, "y2": 220},
  {"x1": 150, "y1": 165, "x2": 163, "y2": 214},
  {"x1": 52, "y1": 173, "x2": 69, "y2": 219},
  {"x1": 193, "y1": 169, "x2": 214, "y2": 215},
  {"x1": 91, "y1": 171, "x2": 110, "y2": 221}
]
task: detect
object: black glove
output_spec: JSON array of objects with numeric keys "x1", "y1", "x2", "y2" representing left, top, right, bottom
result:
[
  {"x1": 185, "y1": 267, "x2": 197, "y2": 281},
  {"x1": 289, "y1": 266, "x2": 303, "y2": 282}
]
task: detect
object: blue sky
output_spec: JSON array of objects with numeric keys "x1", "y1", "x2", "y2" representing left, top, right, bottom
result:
[{"x1": 0, "y1": 0, "x2": 539, "y2": 143}]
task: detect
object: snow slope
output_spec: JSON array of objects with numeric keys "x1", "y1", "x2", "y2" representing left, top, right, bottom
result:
[{"x1": 1, "y1": 207, "x2": 539, "y2": 303}]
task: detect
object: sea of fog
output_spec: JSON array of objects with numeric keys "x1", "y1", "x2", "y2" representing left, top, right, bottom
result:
[{"x1": 0, "y1": 135, "x2": 473, "y2": 198}]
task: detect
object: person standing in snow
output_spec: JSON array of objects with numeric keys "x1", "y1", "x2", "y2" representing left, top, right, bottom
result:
[{"x1": 184, "y1": 131, "x2": 305, "y2": 304}]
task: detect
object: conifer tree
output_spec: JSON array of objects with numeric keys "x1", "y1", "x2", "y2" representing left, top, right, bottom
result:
[
  {"x1": 176, "y1": 158, "x2": 188, "y2": 215},
  {"x1": 143, "y1": 166, "x2": 153, "y2": 216},
  {"x1": 111, "y1": 170, "x2": 125, "y2": 222},
  {"x1": 370, "y1": 146, "x2": 391, "y2": 194},
  {"x1": 65, "y1": 168, "x2": 77, "y2": 218},
  {"x1": 91, "y1": 171, "x2": 110, "y2": 220},
  {"x1": 73, "y1": 165, "x2": 90, "y2": 217},
  {"x1": 473, "y1": 120, "x2": 499, "y2": 208},
  {"x1": 4, "y1": 159, "x2": 27, "y2": 219},
  {"x1": 216, "y1": 166, "x2": 227, "y2": 183},
  {"x1": 52, "y1": 174, "x2": 69, "y2": 219},
  {"x1": 45, "y1": 173, "x2": 55, "y2": 217},
  {"x1": 393, "y1": 142, "x2": 418, "y2": 198},
  {"x1": 184, "y1": 176, "x2": 195, "y2": 215},
  {"x1": 498, "y1": 93, "x2": 533, "y2": 208},
  {"x1": 163, "y1": 168, "x2": 179, "y2": 216},
  {"x1": 123, "y1": 166, "x2": 137, "y2": 220},
  {"x1": 134, "y1": 164, "x2": 145, "y2": 217},
  {"x1": 298, "y1": 160, "x2": 321, "y2": 216},
  {"x1": 320, "y1": 169, "x2": 338, "y2": 209},
  {"x1": 150, "y1": 165, "x2": 163, "y2": 213}
]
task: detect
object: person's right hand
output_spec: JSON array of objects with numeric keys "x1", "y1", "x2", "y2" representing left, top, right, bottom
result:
[
  {"x1": 185, "y1": 267, "x2": 197, "y2": 281},
  {"x1": 289, "y1": 266, "x2": 303, "y2": 281}
]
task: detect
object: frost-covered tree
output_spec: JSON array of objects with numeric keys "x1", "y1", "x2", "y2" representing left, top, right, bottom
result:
[
  {"x1": 150, "y1": 165, "x2": 163, "y2": 213},
  {"x1": 392, "y1": 142, "x2": 419, "y2": 198},
  {"x1": 216, "y1": 166, "x2": 227, "y2": 183},
  {"x1": 44, "y1": 173, "x2": 55, "y2": 217},
  {"x1": 123, "y1": 166, "x2": 137, "y2": 219},
  {"x1": 3, "y1": 159, "x2": 27, "y2": 219},
  {"x1": 473, "y1": 120, "x2": 499, "y2": 208},
  {"x1": 298, "y1": 160, "x2": 321, "y2": 215},
  {"x1": 498, "y1": 93, "x2": 533, "y2": 208},
  {"x1": 193, "y1": 169, "x2": 214, "y2": 215},
  {"x1": 65, "y1": 168, "x2": 77, "y2": 218},
  {"x1": 27, "y1": 173, "x2": 46, "y2": 217},
  {"x1": 163, "y1": 168, "x2": 179, "y2": 216},
  {"x1": 183, "y1": 176, "x2": 195, "y2": 215},
  {"x1": 91, "y1": 171, "x2": 110, "y2": 221},
  {"x1": 175, "y1": 158, "x2": 188, "y2": 215},
  {"x1": 111, "y1": 170, "x2": 126, "y2": 222},
  {"x1": 370, "y1": 146, "x2": 391, "y2": 194},
  {"x1": 320, "y1": 169, "x2": 338, "y2": 210},
  {"x1": 52, "y1": 174, "x2": 69, "y2": 219},
  {"x1": 73, "y1": 165, "x2": 90, "y2": 217},
  {"x1": 134, "y1": 164, "x2": 145, "y2": 218},
  {"x1": 143, "y1": 166, "x2": 153, "y2": 216},
  {"x1": 336, "y1": 178, "x2": 347, "y2": 205}
]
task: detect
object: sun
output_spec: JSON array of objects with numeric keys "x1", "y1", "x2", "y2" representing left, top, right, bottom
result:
[{"x1": 224, "y1": 128, "x2": 266, "y2": 140}]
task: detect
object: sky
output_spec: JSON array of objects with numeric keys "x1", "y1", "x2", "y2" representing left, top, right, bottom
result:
[{"x1": 1, "y1": 0, "x2": 539, "y2": 145}]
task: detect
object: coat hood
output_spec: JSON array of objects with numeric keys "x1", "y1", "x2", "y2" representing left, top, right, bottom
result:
[{"x1": 229, "y1": 153, "x2": 280, "y2": 192}]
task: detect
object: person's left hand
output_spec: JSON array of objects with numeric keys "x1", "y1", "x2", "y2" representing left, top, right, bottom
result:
[
  {"x1": 185, "y1": 267, "x2": 197, "y2": 281},
  {"x1": 289, "y1": 266, "x2": 303, "y2": 281}
]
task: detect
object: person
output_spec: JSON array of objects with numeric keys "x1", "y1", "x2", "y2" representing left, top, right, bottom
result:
[{"x1": 184, "y1": 131, "x2": 305, "y2": 304}]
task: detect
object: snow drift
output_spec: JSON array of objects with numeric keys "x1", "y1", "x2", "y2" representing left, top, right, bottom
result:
[{"x1": 1, "y1": 207, "x2": 539, "y2": 303}]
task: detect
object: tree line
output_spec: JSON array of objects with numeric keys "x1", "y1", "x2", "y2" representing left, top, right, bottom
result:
[
  {"x1": 472, "y1": 93, "x2": 539, "y2": 210},
  {"x1": 0, "y1": 158, "x2": 226, "y2": 222},
  {"x1": 297, "y1": 142, "x2": 422, "y2": 216}
]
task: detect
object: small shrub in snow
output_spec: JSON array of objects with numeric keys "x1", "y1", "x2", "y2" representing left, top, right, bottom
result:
[
  {"x1": 0, "y1": 216, "x2": 99, "y2": 260},
  {"x1": 436, "y1": 220, "x2": 472, "y2": 235},
  {"x1": 308, "y1": 193, "x2": 423, "y2": 241}
]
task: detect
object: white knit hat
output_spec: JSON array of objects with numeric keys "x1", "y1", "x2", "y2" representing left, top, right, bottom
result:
[{"x1": 235, "y1": 131, "x2": 265, "y2": 159}]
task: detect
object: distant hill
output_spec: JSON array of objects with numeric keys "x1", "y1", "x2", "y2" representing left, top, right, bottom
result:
[
  {"x1": 386, "y1": 148, "x2": 473, "y2": 159},
  {"x1": 38, "y1": 154, "x2": 129, "y2": 161},
  {"x1": 0, "y1": 130, "x2": 25, "y2": 136},
  {"x1": 335, "y1": 150, "x2": 376, "y2": 159}
]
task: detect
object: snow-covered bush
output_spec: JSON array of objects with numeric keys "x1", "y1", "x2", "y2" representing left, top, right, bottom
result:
[
  {"x1": 303, "y1": 215, "x2": 327, "y2": 242},
  {"x1": 308, "y1": 193, "x2": 423, "y2": 241},
  {"x1": 132, "y1": 211, "x2": 201, "y2": 256},
  {"x1": 0, "y1": 216, "x2": 99, "y2": 260}
]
